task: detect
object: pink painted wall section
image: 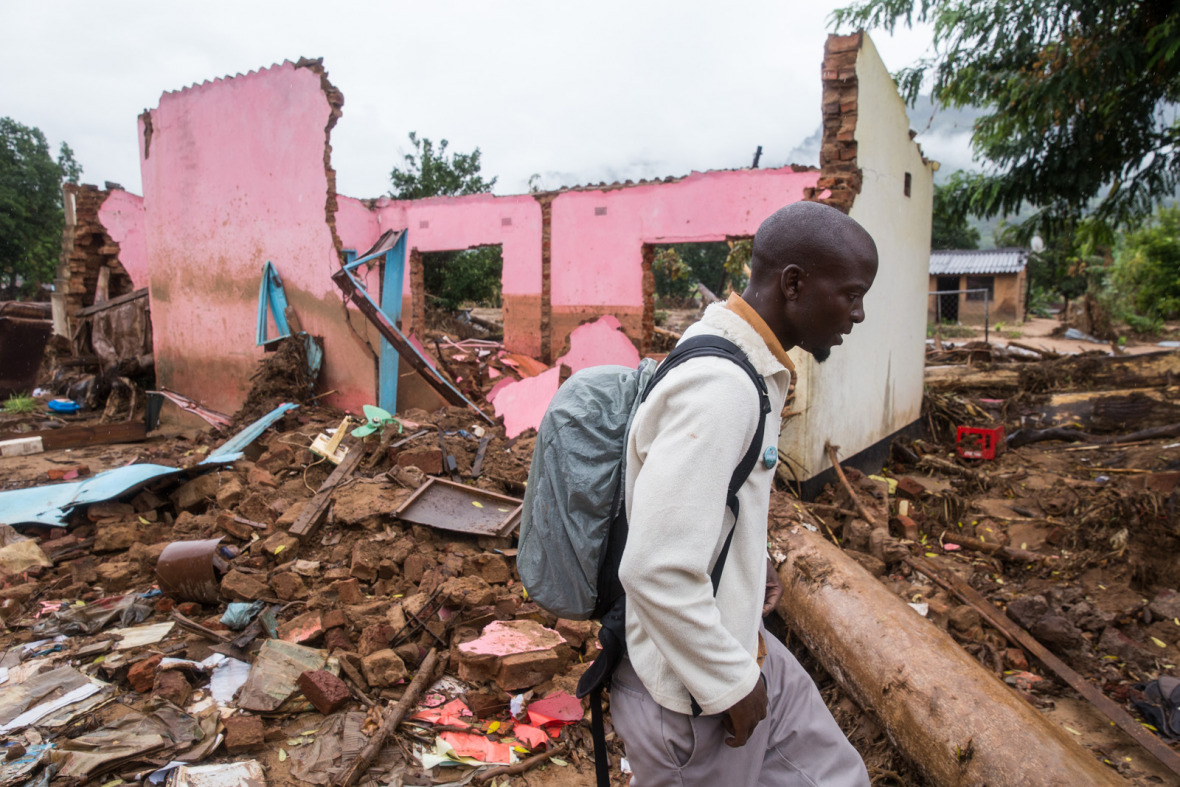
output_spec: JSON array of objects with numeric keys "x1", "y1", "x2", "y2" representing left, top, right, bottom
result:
[
  {"x1": 139, "y1": 62, "x2": 374, "y2": 415},
  {"x1": 369, "y1": 194, "x2": 545, "y2": 357},
  {"x1": 549, "y1": 168, "x2": 818, "y2": 309},
  {"x1": 97, "y1": 189, "x2": 149, "y2": 289}
]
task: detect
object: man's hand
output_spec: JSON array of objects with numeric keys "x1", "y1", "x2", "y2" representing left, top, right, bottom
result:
[
  {"x1": 721, "y1": 675, "x2": 767, "y2": 747},
  {"x1": 762, "y1": 557, "x2": 782, "y2": 617}
]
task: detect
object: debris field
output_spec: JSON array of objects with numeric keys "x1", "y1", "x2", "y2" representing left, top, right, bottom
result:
[{"x1": 0, "y1": 323, "x2": 1179, "y2": 786}]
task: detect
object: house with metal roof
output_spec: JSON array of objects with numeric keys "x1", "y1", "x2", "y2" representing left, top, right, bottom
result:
[{"x1": 929, "y1": 248, "x2": 1029, "y2": 324}]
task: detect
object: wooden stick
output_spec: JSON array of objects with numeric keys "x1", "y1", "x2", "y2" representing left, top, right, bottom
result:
[
  {"x1": 169, "y1": 610, "x2": 231, "y2": 643},
  {"x1": 939, "y1": 535, "x2": 1052, "y2": 564},
  {"x1": 332, "y1": 648, "x2": 442, "y2": 787},
  {"x1": 906, "y1": 555, "x2": 1180, "y2": 781},
  {"x1": 824, "y1": 443, "x2": 879, "y2": 526},
  {"x1": 805, "y1": 502, "x2": 860, "y2": 519},
  {"x1": 473, "y1": 744, "x2": 569, "y2": 785}
]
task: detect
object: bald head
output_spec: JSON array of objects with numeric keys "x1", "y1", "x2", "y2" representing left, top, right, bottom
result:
[
  {"x1": 740, "y1": 201, "x2": 879, "y2": 358},
  {"x1": 750, "y1": 201, "x2": 876, "y2": 282}
]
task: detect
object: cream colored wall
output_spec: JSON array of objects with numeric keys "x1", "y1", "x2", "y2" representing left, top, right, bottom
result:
[{"x1": 780, "y1": 33, "x2": 935, "y2": 482}]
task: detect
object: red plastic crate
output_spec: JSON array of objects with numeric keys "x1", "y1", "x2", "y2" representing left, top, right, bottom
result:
[{"x1": 956, "y1": 425, "x2": 1005, "y2": 460}]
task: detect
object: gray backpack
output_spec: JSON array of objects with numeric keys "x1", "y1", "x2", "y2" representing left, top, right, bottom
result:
[{"x1": 518, "y1": 334, "x2": 771, "y2": 787}]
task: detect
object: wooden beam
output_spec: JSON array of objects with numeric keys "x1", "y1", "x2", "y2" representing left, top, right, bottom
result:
[
  {"x1": 289, "y1": 439, "x2": 366, "y2": 542},
  {"x1": 331, "y1": 268, "x2": 493, "y2": 424},
  {"x1": 908, "y1": 555, "x2": 1180, "y2": 781},
  {"x1": 0, "y1": 421, "x2": 147, "y2": 451},
  {"x1": 76, "y1": 287, "x2": 149, "y2": 317}
]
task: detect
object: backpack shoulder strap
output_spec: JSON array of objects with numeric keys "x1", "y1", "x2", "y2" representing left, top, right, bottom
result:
[{"x1": 640, "y1": 334, "x2": 771, "y2": 592}]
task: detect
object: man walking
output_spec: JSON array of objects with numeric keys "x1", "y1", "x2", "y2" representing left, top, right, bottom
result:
[{"x1": 612, "y1": 201, "x2": 878, "y2": 786}]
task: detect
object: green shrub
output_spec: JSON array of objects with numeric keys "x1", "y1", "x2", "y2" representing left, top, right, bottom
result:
[{"x1": 1114, "y1": 206, "x2": 1180, "y2": 321}]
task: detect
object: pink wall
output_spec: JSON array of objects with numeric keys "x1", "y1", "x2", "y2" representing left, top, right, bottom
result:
[
  {"x1": 337, "y1": 194, "x2": 544, "y2": 357},
  {"x1": 547, "y1": 167, "x2": 818, "y2": 351},
  {"x1": 139, "y1": 62, "x2": 375, "y2": 415},
  {"x1": 98, "y1": 189, "x2": 149, "y2": 289}
]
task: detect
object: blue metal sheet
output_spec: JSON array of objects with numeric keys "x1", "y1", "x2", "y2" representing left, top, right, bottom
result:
[
  {"x1": 257, "y1": 261, "x2": 292, "y2": 345},
  {"x1": 0, "y1": 403, "x2": 299, "y2": 527},
  {"x1": 0, "y1": 464, "x2": 182, "y2": 527},
  {"x1": 378, "y1": 233, "x2": 407, "y2": 414},
  {"x1": 203, "y1": 402, "x2": 298, "y2": 464}
]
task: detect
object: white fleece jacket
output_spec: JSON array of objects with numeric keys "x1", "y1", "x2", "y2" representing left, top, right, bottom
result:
[{"x1": 619, "y1": 302, "x2": 792, "y2": 716}]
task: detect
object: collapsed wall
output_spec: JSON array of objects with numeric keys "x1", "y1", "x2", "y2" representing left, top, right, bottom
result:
[
  {"x1": 782, "y1": 32, "x2": 936, "y2": 495},
  {"x1": 57, "y1": 184, "x2": 144, "y2": 328},
  {"x1": 138, "y1": 60, "x2": 376, "y2": 415}
]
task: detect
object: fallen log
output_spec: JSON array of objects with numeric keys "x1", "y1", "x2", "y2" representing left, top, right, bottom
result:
[{"x1": 771, "y1": 524, "x2": 1122, "y2": 786}]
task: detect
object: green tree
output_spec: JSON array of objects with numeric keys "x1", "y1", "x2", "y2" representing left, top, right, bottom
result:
[
  {"x1": 1114, "y1": 206, "x2": 1180, "y2": 321},
  {"x1": 931, "y1": 180, "x2": 980, "y2": 250},
  {"x1": 833, "y1": 1, "x2": 1180, "y2": 228},
  {"x1": 389, "y1": 132, "x2": 496, "y2": 200},
  {"x1": 0, "y1": 118, "x2": 81, "y2": 297},
  {"x1": 389, "y1": 132, "x2": 500, "y2": 309}
]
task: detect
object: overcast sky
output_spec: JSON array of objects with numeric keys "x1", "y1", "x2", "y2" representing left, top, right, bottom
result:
[{"x1": 1, "y1": 1, "x2": 944, "y2": 199}]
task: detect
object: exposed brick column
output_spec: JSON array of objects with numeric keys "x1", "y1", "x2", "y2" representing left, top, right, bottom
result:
[
  {"x1": 804, "y1": 32, "x2": 864, "y2": 213},
  {"x1": 640, "y1": 243, "x2": 655, "y2": 357},
  {"x1": 60, "y1": 184, "x2": 133, "y2": 316},
  {"x1": 409, "y1": 247, "x2": 426, "y2": 337},
  {"x1": 536, "y1": 194, "x2": 554, "y2": 363}
]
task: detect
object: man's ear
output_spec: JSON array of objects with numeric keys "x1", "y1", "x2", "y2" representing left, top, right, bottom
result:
[{"x1": 780, "y1": 264, "x2": 804, "y2": 301}]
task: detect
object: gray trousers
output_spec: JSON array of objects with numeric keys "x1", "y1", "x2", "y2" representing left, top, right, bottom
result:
[{"x1": 610, "y1": 630, "x2": 870, "y2": 787}]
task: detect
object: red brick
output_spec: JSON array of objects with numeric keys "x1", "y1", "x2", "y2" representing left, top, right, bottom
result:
[
  {"x1": 362, "y1": 649, "x2": 407, "y2": 688},
  {"x1": 329, "y1": 578, "x2": 364, "y2": 605},
  {"x1": 128, "y1": 654, "x2": 163, "y2": 693},
  {"x1": 896, "y1": 476, "x2": 928, "y2": 501},
  {"x1": 278, "y1": 610, "x2": 323, "y2": 645},
  {"x1": 154, "y1": 597, "x2": 176, "y2": 614},
  {"x1": 297, "y1": 669, "x2": 351, "y2": 715},
  {"x1": 221, "y1": 569, "x2": 268, "y2": 601},
  {"x1": 153, "y1": 670, "x2": 192, "y2": 706},
  {"x1": 396, "y1": 449, "x2": 443, "y2": 475},
  {"x1": 224, "y1": 714, "x2": 265, "y2": 752},
  {"x1": 357, "y1": 622, "x2": 395, "y2": 657},
  {"x1": 322, "y1": 609, "x2": 348, "y2": 631},
  {"x1": 270, "y1": 571, "x2": 308, "y2": 601},
  {"x1": 324, "y1": 628, "x2": 353, "y2": 651}
]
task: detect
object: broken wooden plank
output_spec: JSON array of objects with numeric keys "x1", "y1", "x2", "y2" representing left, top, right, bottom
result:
[
  {"x1": 907, "y1": 555, "x2": 1180, "y2": 781},
  {"x1": 289, "y1": 439, "x2": 367, "y2": 543},
  {"x1": 469, "y1": 436, "x2": 490, "y2": 479},
  {"x1": 0, "y1": 421, "x2": 148, "y2": 451},
  {"x1": 75, "y1": 287, "x2": 149, "y2": 317},
  {"x1": 772, "y1": 525, "x2": 1123, "y2": 786},
  {"x1": 331, "y1": 267, "x2": 493, "y2": 423}
]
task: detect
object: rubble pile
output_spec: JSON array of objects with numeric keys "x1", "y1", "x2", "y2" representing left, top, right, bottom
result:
[
  {"x1": 768, "y1": 348, "x2": 1180, "y2": 783},
  {"x1": 2, "y1": 336, "x2": 1179, "y2": 785},
  {"x1": 0, "y1": 403, "x2": 603, "y2": 785}
]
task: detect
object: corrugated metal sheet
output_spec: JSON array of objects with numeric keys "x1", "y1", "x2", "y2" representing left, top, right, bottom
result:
[{"x1": 930, "y1": 248, "x2": 1028, "y2": 275}]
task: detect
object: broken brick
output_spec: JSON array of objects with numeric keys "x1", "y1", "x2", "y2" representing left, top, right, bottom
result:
[
  {"x1": 262, "y1": 531, "x2": 299, "y2": 562},
  {"x1": 357, "y1": 622, "x2": 395, "y2": 657},
  {"x1": 322, "y1": 608, "x2": 348, "y2": 631},
  {"x1": 362, "y1": 649, "x2": 407, "y2": 688},
  {"x1": 224, "y1": 713, "x2": 266, "y2": 753},
  {"x1": 457, "y1": 620, "x2": 570, "y2": 691},
  {"x1": 221, "y1": 569, "x2": 268, "y2": 601},
  {"x1": 171, "y1": 473, "x2": 222, "y2": 511},
  {"x1": 128, "y1": 654, "x2": 163, "y2": 693},
  {"x1": 555, "y1": 619, "x2": 594, "y2": 649},
  {"x1": 248, "y1": 465, "x2": 278, "y2": 488},
  {"x1": 329, "y1": 578, "x2": 364, "y2": 605},
  {"x1": 396, "y1": 449, "x2": 443, "y2": 475},
  {"x1": 278, "y1": 610, "x2": 323, "y2": 645},
  {"x1": 896, "y1": 477, "x2": 928, "y2": 501},
  {"x1": 270, "y1": 571, "x2": 309, "y2": 601},
  {"x1": 153, "y1": 670, "x2": 192, "y2": 706},
  {"x1": 324, "y1": 627, "x2": 353, "y2": 651},
  {"x1": 441, "y1": 576, "x2": 496, "y2": 609},
  {"x1": 350, "y1": 541, "x2": 379, "y2": 581},
  {"x1": 297, "y1": 669, "x2": 351, "y2": 715},
  {"x1": 215, "y1": 476, "x2": 245, "y2": 508}
]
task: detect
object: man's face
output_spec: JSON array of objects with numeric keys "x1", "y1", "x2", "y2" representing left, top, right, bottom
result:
[{"x1": 785, "y1": 252, "x2": 877, "y2": 362}]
